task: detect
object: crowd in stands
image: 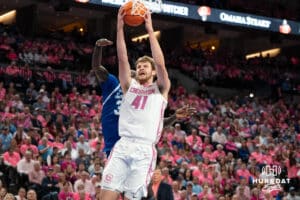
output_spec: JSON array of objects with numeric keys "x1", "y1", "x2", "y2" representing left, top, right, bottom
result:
[
  {"x1": 0, "y1": 24, "x2": 299, "y2": 200},
  {"x1": 167, "y1": 43, "x2": 300, "y2": 96},
  {"x1": 1, "y1": 23, "x2": 300, "y2": 96},
  {"x1": 0, "y1": 67, "x2": 299, "y2": 200}
]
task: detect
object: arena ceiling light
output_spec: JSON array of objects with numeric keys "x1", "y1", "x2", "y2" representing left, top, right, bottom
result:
[
  {"x1": 131, "y1": 31, "x2": 161, "y2": 42},
  {"x1": 245, "y1": 48, "x2": 281, "y2": 59},
  {"x1": 0, "y1": 10, "x2": 16, "y2": 24}
]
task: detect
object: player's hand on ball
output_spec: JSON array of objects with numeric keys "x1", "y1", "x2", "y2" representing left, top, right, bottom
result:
[
  {"x1": 144, "y1": 11, "x2": 154, "y2": 33},
  {"x1": 117, "y1": 7, "x2": 126, "y2": 29}
]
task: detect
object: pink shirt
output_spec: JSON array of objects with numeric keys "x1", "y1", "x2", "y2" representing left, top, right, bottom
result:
[
  {"x1": 51, "y1": 142, "x2": 64, "y2": 149},
  {"x1": 0, "y1": 88, "x2": 6, "y2": 100},
  {"x1": 198, "y1": 173, "x2": 213, "y2": 185},
  {"x1": 212, "y1": 150, "x2": 226, "y2": 160},
  {"x1": 58, "y1": 191, "x2": 74, "y2": 200},
  {"x1": 72, "y1": 193, "x2": 91, "y2": 200},
  {"x1": 198, "y1": 191, "x2": 215, "y2": 200},
  {"x1": 202, "y1": 152, "x2": 216, "y2": 162},
  {"x1": 186, "y1": 135, "x2": 202, "y2": 147},
  {"x1": 286, "y1": 160, "x2": 300, "y2": 178},
  {"x1": 3, "y1": 151, "x2": 21, "y2": 167},
  {"x1": 236, "y1": 169, "x2": 251, "y2": 181},
  {"x1": 173, "y1": 191, "x2": 182, "y2": 200},
  {"x1": 20, "y1": 144, "x2": 38, "y2": 156}
]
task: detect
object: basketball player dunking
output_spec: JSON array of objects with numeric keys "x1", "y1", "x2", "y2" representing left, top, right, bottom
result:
[
  {"x1": 91, "y1": 40, "x2": 194, "y2": 159},
  {"x1": 100, "y1": 7, "x2": 171, "y2": 200}
]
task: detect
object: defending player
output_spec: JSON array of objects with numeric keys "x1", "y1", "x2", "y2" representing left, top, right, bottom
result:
[
  {"x1": 100, "y1": 8, "x2": 171, "y2": 200},
  {"x1": 90, "y1": 38, "x2": 122, "y2": 158}
]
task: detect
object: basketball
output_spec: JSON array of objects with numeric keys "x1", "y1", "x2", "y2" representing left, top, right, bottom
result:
[{"x1": 123, "y1": 0, "x2": 148, "y2": 27}]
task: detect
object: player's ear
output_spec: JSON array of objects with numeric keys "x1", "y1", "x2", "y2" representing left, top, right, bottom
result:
[{"x1": 152, "y1": 70, "x2": 156, "y2": 77}]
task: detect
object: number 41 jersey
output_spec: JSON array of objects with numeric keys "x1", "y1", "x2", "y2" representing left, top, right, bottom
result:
[{"x1": 119, "y1": 79, "x2": 167, "y2": 144}]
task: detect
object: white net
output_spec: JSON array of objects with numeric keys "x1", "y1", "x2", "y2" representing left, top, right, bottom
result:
[{"x1": 131, "y1": 0, "x2": 162, "y2": 16}]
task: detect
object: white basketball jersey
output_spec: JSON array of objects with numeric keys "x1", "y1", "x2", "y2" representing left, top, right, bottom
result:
[{"x1": 119, "y1": 79, "x2": 167, "y2": 144}]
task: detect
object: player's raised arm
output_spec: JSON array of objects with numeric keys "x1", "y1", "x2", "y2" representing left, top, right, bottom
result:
[
  {"x1": 90, "y1": 38, "x2": 113, "y2": 83},
  {"x1": 144, "y1": 11, "x2": 171, "y2": 99},
  {"x1": 117, "y1": 7, "x2": 132, "y2": 93}
]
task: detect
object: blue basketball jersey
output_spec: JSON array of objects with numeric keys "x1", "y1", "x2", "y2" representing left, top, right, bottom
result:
[{"x1": 101, "y1": 74, "x2": 122, "y2": 153}]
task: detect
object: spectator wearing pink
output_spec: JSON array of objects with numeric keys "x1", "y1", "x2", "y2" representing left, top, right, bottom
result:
[
  {"x1": 172, "y1": 181, "x2": 182, "y2": 200},
  {"x1": 236, "y1": 163, "x2": 251, "y2": 182},
  {"x1": 88, "y1": 106, "x2": 97, "y2": 119},
  {"x1": 47, "y1": 97, "x2": 57, "y2": 112},
  {"x1": 198, "y1": 122, "x2": 209, "y2": 136},
  {"x1": 51, "y1": 136, "x2": 64, "y2": 149},
  {"x1": 220, "y1": 170, "x2": 235, "y2": 189},
  {"x1": 197, "y1": 184, "x2": 215, "y2": 200},
  {"x1": 262, "y1": 150, "x2": 273, "y2": 165},
  {"x1": 160, "y1": 149, "x2": 175, "y2": 165},
  {"x1": 199, "y1": 137, "x2": 211, "y2": 151},
  {"x1": 202, "y1": 146, "x2": 216, "y2": 163},
  {"x1": 79, "y1": 104, "x2": 90, "y2": 121},
  {"x1": 198, "y1": 168, "x2": 213, "y2": 186},
  {"x1": 250, "y1": 187, "x2": 263, "y2": 200},
  {"x1": 5, "y1": 62, "x2": 19, "y2": 77},
  {"x1": 213, "y1": 144, "x2": 226, "y2": 160},
  {"x1": 235, "y1": 185, "x2": 251, "y2": 200},
  {"x1": 3, "y1": 148, "x2": 21, "y2": 167},
  {"x1": 89, "y1": 117, "x2": 101, "y2": 133},
  {"x1": 17, "y1": 150, "x2": 35, "y2": 175},
  {"x1": 166, "y1": 127, "x2": 175, "y2": 143},
  {"x1": 60, "y1": 151, "x2": 77, "y2": 172},
  {"x1": 73, "y1": 184, "x2": 92, "y2": 200},
  {"x1": 192, "y1": 162, "x2": 203, "y2": 178},
  {"x1": 198, "y1": 101, "x2": 209, "y2": 115},
  {"x1": 224, "y1": 135, "x2": 238, "y2": 154},
  {"x1": 211, "y1": 179, "x2": 224, "y2": 197},
  {"x1": 89, "y1": 134, "x2": 104, "y2": 155},
  {"x1": 186, "y1": 128, "x2": 202, "y2": 153},
  {"x1": 79, "y1": 93, "x2": 91, "y2": 106},
  {"x1": 250, "y1": 147, "x2": 264, "y2": 164},
  {"x1": 0, "y1": 82, "x2": 6, "y2": 100},
  {"x1": 28, "y1": 161, "x2": 45, "y2": 186},
  {"x1": 44, "y1": 69, "x2": 56, "y2": 85},
  {"x1": 285, "y1": 153, "x2": 299, "y2": 180},
  {"x1": 90, "y1": 90, "x2": 101, "y2": 105},
  {"x1": 53, "y1": 87, "x2": 63, "y2": 102},
  {"x1": 58, "y1": 181, "x2": 74, "y2": 200},
  {"x1": 20, "y1": 137, "x2": 38, "y2": 157},
  {"x1": 73, "y1": 171, "x2": 94, "y2": 195},
  {"x1": 68, "y1": 87, "x2": 78, "y2": 101}
]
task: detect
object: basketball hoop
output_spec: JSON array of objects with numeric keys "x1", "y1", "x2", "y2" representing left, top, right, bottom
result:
[{"x1": 131, "y1": 0, "x2": 162, "y2": 16}]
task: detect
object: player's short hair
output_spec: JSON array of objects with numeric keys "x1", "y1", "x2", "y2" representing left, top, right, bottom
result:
[{"x1": 135, "y1": 56, "x2": 155, "y2": 70}]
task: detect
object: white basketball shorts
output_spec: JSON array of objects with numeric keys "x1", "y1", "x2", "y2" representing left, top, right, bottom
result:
[{"x1": 100, "y1": 137, "x2": 157, "y2": 199}]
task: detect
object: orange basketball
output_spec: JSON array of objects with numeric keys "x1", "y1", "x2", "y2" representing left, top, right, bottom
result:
[{"x1": 123, "y1": 0, "x2": 147, "y2": 27}]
